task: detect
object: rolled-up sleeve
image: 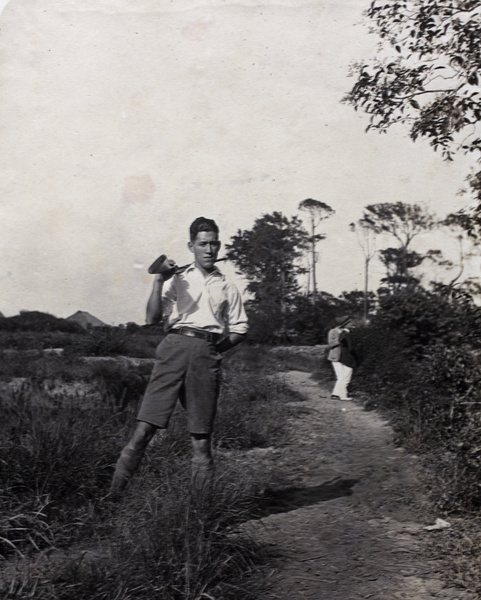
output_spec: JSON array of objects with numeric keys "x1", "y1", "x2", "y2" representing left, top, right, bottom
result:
[{"x1": 225, "y1": 282, "x2": 249, "y2": 335}]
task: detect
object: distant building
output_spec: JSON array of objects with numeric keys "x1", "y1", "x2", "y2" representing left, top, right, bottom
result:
[{"x1": 66, "y1": 310, "x2": 106, "y2": 329}]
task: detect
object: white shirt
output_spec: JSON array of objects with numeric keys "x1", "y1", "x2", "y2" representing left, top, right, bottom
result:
[{"x1": 162, "y1": 264, "x2": 249, "y2": 336}]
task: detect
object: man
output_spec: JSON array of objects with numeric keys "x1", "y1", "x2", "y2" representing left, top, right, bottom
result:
[
  {"x1": 327, "y1": 315, "x2": 356, "y2": 401},
  {"x1": 110, "y1": 217, "x2": 248, "y2": 494}
]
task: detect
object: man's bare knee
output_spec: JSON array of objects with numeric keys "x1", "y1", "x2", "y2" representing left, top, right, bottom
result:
[{"x1": 127, "y1": 421, "x2": 158, "y2": 451}]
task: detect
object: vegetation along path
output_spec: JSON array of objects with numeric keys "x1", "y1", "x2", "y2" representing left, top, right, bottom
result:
[{"x1": 243, "y1": 370, "x2": 476, "y2": 600}]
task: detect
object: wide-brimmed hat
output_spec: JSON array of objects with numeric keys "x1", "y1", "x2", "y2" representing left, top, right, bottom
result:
[{"x1": 335, "y1": 315, "x2": 352, "y2": 328}]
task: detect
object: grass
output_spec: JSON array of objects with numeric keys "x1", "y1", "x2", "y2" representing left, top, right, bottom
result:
[
  {"x1": 0, "y1": 344, "x2": 306, "y2": 599},
  {"x1": 4, "y1": 469, "x2": 266, "y2": 600},
  {"x1": 233, "y1": 343, "x2": 326, "y2": 375},
  {"x1": 5, "y1": 337, "x2": 481, "y2": 596},
  {"x1": 216, "y1": 359, "x2": 308, "y2": 451},
  {"x1": 0, "y1": 387, "x2": 130, "y2": 559}
]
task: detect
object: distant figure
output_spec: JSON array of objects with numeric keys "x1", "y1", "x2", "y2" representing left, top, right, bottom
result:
[
  {"x1": 109, "y1": 217, "x2": 249, "y2": 496},
  {"x1": 327, "y1": 315, "x2": 356, "y2": 401}
]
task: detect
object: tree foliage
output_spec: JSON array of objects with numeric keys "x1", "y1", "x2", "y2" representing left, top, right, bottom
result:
[
  {"x1": 298, "y1": 198, "x2": 335, "y2": 303},
  {"x1": 344, "y1": 0, "x2": 481, "y2": 239},
  {"x1": 360, "y1": 201, "x2": 435, "y2": 245},
  {"x1": 338, "y1": 289, "x2": 377, "y2": 316},
  {"x1": 379, "y1": 246, "x2": 423, "y2": 287},
  {"x1": 225, "y1": 212, "x2": 309, "y2": 339},
  {"x1": 298, "y1": 198, "x2": 335, "y2": 227},
  {"x1": 359, "y1": 201, "x2": 436, "y2": 287},
  {"x1": 345, "y1": 0, "x2": 481, "y2": 160},
  {"x1": 286, "y1": 291, "x2": 340, "y2": 345},
  {"x1": 448, "y1": 170, "x2": 481, "y2": 239}
]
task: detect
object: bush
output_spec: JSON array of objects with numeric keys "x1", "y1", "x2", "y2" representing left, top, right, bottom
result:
[
  {"x1": 0, "y1": 323, "x2": 162, "y2": 358},
  {"x1": 0, "y1": 311, "x2": 83, "y2": 333},
  {"x1": 352, "y1": 287, "x2": 481, "y2": 511},
  {"x1": 376, "y1": 287, "x2": 481, "y2": 353}
]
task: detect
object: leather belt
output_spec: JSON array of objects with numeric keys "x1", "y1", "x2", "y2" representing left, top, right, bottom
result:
[{"x1": 170, "y1": 327, "x2": 219, "y2": 343}]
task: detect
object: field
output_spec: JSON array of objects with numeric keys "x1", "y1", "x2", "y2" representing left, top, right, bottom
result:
[
  {"x1": 2, "y1": 322, "x2": 481, "y2": 598},
  {"x1": 0, "y1": 339, "x2": 315, "y2": 600}
]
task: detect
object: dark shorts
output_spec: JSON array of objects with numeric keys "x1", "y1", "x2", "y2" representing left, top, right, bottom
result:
[{"x1": 137, "y1": 333, "x2": 222, "y2": 434}]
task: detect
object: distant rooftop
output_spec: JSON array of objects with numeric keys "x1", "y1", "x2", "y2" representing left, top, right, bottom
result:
[{"x1": 66, "y1": 310, "x2": 106, "y2": 329}]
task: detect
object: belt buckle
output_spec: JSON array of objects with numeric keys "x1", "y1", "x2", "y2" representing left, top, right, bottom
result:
[
  {"x1": 182, "y1": 327, "x2": 196, "y2": 338},
  {"x1": 177, "y1": 327, "x2": 215, "y2": 343}
]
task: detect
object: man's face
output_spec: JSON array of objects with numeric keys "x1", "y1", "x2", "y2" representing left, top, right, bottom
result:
[{"x1": 189, "y1": 231, "x2": 221, "y2": 271}]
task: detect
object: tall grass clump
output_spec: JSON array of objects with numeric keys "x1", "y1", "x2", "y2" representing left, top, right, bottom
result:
[
  {"x1": 0, "y1": 386, "x2": 132, "y2": 558},
  {"x1": 106, "y1": 468, "x2": 264, "y2": 600}
]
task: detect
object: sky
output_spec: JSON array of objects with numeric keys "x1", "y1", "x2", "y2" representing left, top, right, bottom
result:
[{"x1": 0, "y1": 0, "x2": 478, "y2": 324}]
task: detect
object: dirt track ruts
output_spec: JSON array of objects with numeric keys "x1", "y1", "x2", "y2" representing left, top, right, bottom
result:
[{"x1": 242, "y1": 370, "x2": 476, "y2": 600}]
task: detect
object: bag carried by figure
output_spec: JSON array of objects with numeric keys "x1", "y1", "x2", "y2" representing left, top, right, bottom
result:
[{"x1": 340, "y1": 344, "x2": 357, "y2": 368}]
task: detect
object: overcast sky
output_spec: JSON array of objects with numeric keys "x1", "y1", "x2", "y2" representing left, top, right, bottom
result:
[{"x1": 0, "y1": 0, "x2": 478, "y2": 324}]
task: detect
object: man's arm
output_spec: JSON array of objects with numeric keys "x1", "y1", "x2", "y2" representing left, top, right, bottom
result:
[
  {"x1": 216, "y1": 332, "x2": 246, "y2": 353},
  {"x1": 146, "y1": 274, "x2": 165, "y2": 325},
  {"x1": 328, "y1": 328, "x2": 340, "y2": 348},
  {"x1": 217, "y1": 282, "x2": 249, "y2": 353}
]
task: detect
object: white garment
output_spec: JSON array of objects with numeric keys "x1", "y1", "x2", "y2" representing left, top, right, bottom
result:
[
  {"x1": 331, "y1": 361, "x2": 353, "y2": 399},
  {"x1": 162, "y1": 263, "x2": 248, "y2": 336}
]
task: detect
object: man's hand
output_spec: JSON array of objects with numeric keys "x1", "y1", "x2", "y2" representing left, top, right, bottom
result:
[
  {"x1": 148, "y1": 254, "x2": 177, "y2": 280},
  {"x1": 216, "y1": 333, "x2": 246, "y2": 354},
  {"x1": 155, "y1": 258, "x2": 177, "y2": 281}
]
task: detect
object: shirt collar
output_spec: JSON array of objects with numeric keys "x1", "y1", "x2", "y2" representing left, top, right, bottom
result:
[{"x1": 184, "y1": 262, "x2": 225, "y2": 279}]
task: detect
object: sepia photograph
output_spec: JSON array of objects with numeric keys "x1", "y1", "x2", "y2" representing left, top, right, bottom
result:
[{"x1": 1, "y1": 1, "x2": 481, "y2": 598}]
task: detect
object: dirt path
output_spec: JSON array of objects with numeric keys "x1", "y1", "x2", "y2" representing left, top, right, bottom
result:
[{"x1": 243, "y1": 371, "x2": 475, "y2": 600}]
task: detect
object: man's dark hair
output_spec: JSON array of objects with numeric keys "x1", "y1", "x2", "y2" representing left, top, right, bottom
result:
[{"x1": 190, "y1": 217, "x2": 219, "y2": 242}]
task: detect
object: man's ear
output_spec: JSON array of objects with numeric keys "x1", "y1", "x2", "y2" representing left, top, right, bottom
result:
[{"x1": 188, "y1": 241, "x2": 194, "y2": 253}]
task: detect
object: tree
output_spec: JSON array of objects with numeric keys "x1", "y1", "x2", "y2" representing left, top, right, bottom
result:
[
  {"x1": 286, "y1": 291, "x2": 340, "y2": 345},
  {"x1": 338, "y1": 289, "x2": 377, "y2": 319},
  {"x1": 438, "y1": 209, "x2": 481, "y2": 291},
  {"x1": 344, "y1": 0, "x2": 481, "y2": 160},
  {"x1": 298, "y1": 199, "x2": 335, "y2": 305},
  {"x1": 225, "y1": 212, "x2": 309, "y2": 340},
  {"x1": 350, "y1": 220, "x2": 377, "y2": 322},
  {"x1": 379, "y1": 247, "x2": 425, "y2": 289},
  {"x1": 359, "y1": 201, "x2": 436, "y2": 290},
  {"x1": 450, "y1": 171, "x2": 481, "y2": 240},
  {"x1": 344, "y1": 1, "x2": 481, "y2": 233}
]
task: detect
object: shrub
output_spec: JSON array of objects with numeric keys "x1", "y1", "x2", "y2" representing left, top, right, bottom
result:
[
  {"x1": 0, "y1": 311, "x2": 83, "y2": 333},
  {"x1": 352, "y1": 287, "x2": 481, "y2": 511},
  {"x1": 376, "y1": 287, "x2": 481, "y2": 353}
]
